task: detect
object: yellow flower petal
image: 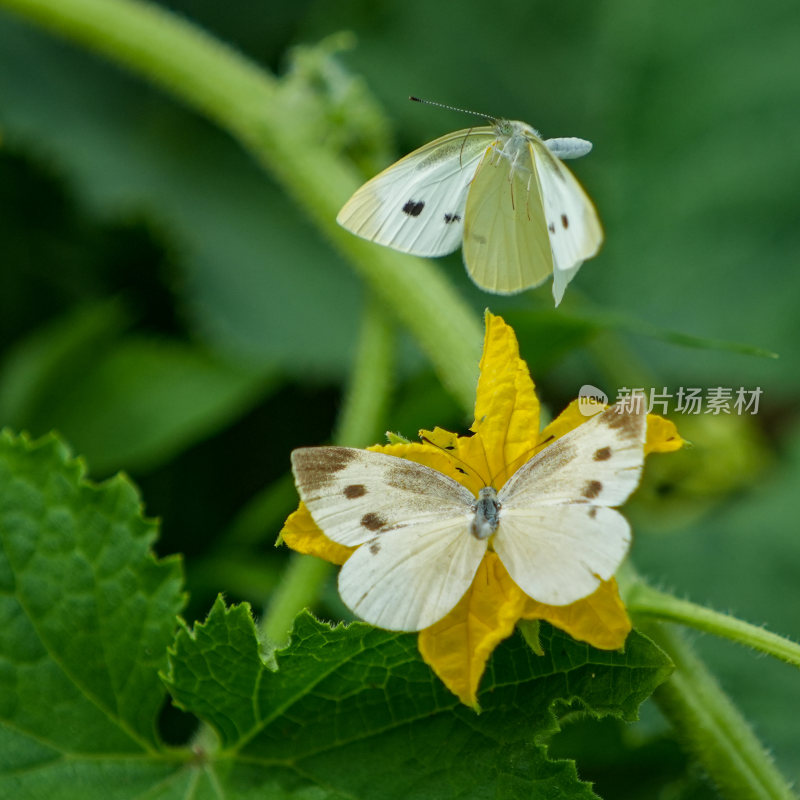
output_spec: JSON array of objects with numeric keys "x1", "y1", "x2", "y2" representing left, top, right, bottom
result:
[
  {"x1": 539, "y1": 398, "x2": 586, "y2": 444},
  {"x1": 645, "y1": 414, "x2": 685, "y2": 455},
  {"x1": 468, "y1": 311, "x2": 541, "y2": 489},
  {"x1": 279, "y1": 503, "x2": 353, "y2": 566},
  {"x1": 418, "y1": 553, "x2": 527, "y2": 709},
  {"x1": 521, "y1": 578, "x2": 631, "y2": 650}
]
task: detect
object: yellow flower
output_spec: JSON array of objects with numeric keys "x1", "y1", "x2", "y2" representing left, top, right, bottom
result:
[{"x1": 281, "y1": 311, "x2": 684, "y2": 707}]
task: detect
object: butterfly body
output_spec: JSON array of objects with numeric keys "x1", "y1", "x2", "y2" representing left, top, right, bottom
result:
[
  {"x1": 291, "y1": 404, "x2": 645, "y2": 632},
  {"x1": 337, "y1": 118, "x2": 603, "y2": 303},
  {"x1": 472, "y1": 486, "x2": 500, "y2": 540}
]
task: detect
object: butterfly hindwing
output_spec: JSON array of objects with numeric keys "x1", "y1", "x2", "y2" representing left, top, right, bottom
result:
[
  {"x1": 529, "y1": 138, "x2": 603, "y2": 303},
  {"x1": 336, "y1": 128, "x2": 495, "y2": 257},
  {"x1": 462, "y1": 141, "x2": 554, "y2": 294},
  {"x1": 290, "y1": 446, "x2": 475, "y2": 548},
  {"x1": 338, "y1": 514, "x2": 487, "y2": 631},
  {"x1": 492, "y1": 504, "x2": 630, "y2": 605}
]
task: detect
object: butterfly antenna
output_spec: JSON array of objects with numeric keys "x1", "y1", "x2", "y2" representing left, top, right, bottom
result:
[
  {"x1": 419, "y1": 435, "x2": 490, "y2": 487},
  {"x1": 409, "y1": 96, "x2": 496, "y2": 125}
]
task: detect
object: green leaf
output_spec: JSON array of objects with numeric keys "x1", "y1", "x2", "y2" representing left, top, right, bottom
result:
[
  {"x1": 0, "y1": 430, "x2": 185, "y2": 797},
  {"x1": 0, "y1": 11, "x2": 365, "y2": 379},
  {"x1": 0, "y1": 305, "x2": 277, "y2": 475},
  {"x1": 0, "y1": 300, "x2": 130, "y2": 426},
  {"x1": 163, "y1": 599, "x2": 673, "y2": 799},
  {"x1": 41, "y1": 337, "x2": 276, "y2": 475}
]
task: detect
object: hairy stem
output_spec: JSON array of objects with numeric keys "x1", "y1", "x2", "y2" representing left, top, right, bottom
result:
[
  {"x1": 628, "y1": 582, "x2": 800, "y2": 668},
  {"x1": 639, "y1": 621, "x2": 797, "y2": 800},
  {"x1": 615, "y1": 566, "x2": 797, "y2": 799}
]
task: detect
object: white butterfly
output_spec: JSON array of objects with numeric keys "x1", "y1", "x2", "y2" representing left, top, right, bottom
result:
[
  {"x1": 291, "y1": 404, "x2": 644, "y2": 632},
  {"x1": 336, "y1": 114, "x2": 603, "y2": 304}
]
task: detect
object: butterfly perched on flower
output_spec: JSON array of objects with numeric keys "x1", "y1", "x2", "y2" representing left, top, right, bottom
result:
[
  {"x1": 337, "y1": 100, "x2": 603, "y2": 303},
  {"x1": 291, "y1": 403, "x2": 644, "y2": 632},
  {"x1": 283, "y1": 312, "x2": 683, "y2": 705}
]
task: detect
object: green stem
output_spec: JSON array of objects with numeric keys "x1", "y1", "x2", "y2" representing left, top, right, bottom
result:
[
  {"x1": 260, "y1": 296, "x2": 395, "y2": 645},
  {"x1": 220, "y1": 473, "x2": 298, "y2": 550},
  {"x1": 0, "y1": 0, "x2": 482, "y2": 413},
  {"x1": 638, "y1": 621, "x2": 797, "y2": 800},
  {"x1": 334, "y1": 295, "x2": 395, "y2": 447},
  {"x1": 627, "y1": 582, "x2": 800, "y2": 668},
  {"x1": 614, "y1": 565, "x2": 797, "y2": 798}
]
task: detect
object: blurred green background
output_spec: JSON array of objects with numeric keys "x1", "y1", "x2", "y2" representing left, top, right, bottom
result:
[{"x1": 1, "y1": 0, "x2": 798, "y2": 795}]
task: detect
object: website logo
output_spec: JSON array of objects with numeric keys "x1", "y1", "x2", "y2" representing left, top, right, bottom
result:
[{"x1": 578, "y1": 385, "x2": 609, "y2": 416}]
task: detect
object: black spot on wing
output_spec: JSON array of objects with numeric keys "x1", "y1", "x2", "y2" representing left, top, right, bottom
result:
[
  {"x1": 344, "y1": 484, "x2": 367, "y2": 499},
  {"x1": 402, "y1": 200, "x2": 425, "y2": 217},
  {"x1": 444, "y1": 213, "x2": 462, "y2": 224},
  {"x1": 369, "y1": 540, "x2": 381, "y2": 555},
  {"x1": 593, "y1": 447, "x2": 612, "y2": 462},
  {"x1": 582, "y1": 480, "x2": 603, "y2": 499},
  {"x1": 588, "y1": 507, "x2": 598, "y2": 519},
  {"x1": 361, "y1": 512, "x2": 390, "y2": 531},
  {"x1": 561, "y1": 214, "x2": 569, "y2": 229},
  {"x1": 548, "y1": 222, "x2": 556, "y2": 234}
]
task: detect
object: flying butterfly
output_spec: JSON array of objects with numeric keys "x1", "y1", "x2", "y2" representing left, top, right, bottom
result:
[
  {"x1": 291, "y1": 403, "x2": 644, "y2": 632},
  {"x1": 336, "y1": 98, "x2": 603, "y2": 304}
]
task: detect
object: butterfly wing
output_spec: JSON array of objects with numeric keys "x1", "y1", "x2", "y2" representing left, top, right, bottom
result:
[
  {"x1": 462, "y1": 141, "x2": 554, "y2": 294},
  {"x1": 337, "y1": 515, "x2": 487, "y2": 631},
  {"x1": 291, "y1": 446, "x2": 476, "y2": 546},
  {"x1": 336, "y1": 128, "x2": 495, "y2": 257},
  {"x1": 528, "y1": 138, "x2": 603, "y2": 304},
  {"x1": 493, "y1": 405, "x2": 645, "y2": 605},
  {"x1": 291, "y1": 446, "x2": 485, "y2": 631},
  {"x1": 493, "y1": 505, "x2": 630, "y2": 605}
]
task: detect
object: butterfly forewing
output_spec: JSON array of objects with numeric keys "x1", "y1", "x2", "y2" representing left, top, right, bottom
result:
[
  {"x1": 498, "y1": 404, "x2": 646, "y2": 510},
  {"x1": 462, "y1": 141, "x2": 553, "y2": 294},
  {"x1": 290, "y1": 447, "x2": 475, "y2": 548},
  {"x1": 336, "y1": 128, "x2": 495, "y2": 257}
]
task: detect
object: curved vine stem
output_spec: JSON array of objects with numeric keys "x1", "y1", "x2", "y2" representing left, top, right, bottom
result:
[
  {"x1": 627, "y1": 582, "x2": 800, "y2": 669},
  {"x1": 638, "y1": 621, "x2": 797, "y2": 800},
  {"x1": 0, "y1": 0, "x2": 481, "y2": 413}
]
